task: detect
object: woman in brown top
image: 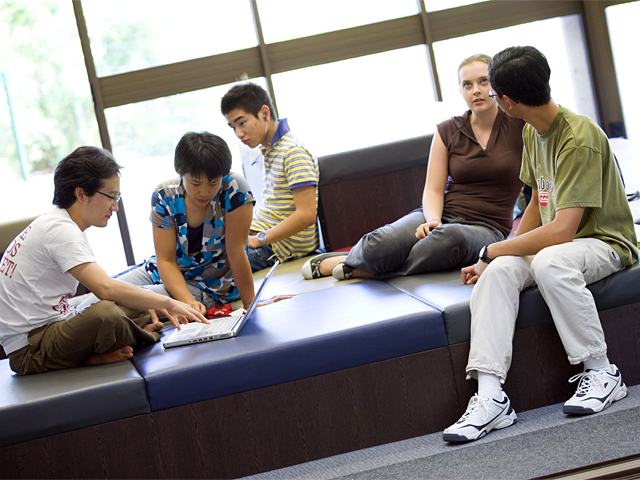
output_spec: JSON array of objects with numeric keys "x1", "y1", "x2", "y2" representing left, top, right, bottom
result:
[{"x1": 302, "y1": 54, "x2": 525, "y2": 280}]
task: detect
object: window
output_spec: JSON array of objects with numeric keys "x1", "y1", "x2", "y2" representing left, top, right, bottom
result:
[
  {"x1": 271, "y1": 46, "x2": 442, "y2": 158},
  {"x1": 433, "y1": 15, "x2": 598, "y2": 122},
  {"x1": 81, "y1": 0, "x2": 257, "y2": 77},
  {"x1": 1, "y1": 1, "x2": 101, "y2": 223},
  {"x1": 256, "y1": 0, "x2": 418, "y2": 43},
  {"x1": 606, "y1": 1, "x2": 640, "y2": 141}
]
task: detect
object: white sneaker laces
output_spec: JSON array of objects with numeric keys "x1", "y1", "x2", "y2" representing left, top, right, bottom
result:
[
  {"x1": 463, "y1": 395, "x2": 490, "y2": 421},
  {"x1": 568, "y1": 371, "x2": 601, "y2": 395}
]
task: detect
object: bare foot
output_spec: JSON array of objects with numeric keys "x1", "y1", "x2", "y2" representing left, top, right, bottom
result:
[
  {"x1": 143, "y1": 320, "x2": 164, "y2": 334},
  {"x1": 85, "y1": 346, "x2": 134, "y2": 366},
  {"x1": 319, "y1": 255, "x2": 347, "y2": 276}
]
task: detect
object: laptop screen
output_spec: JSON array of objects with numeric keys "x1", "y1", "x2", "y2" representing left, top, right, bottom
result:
[{"x1": 233, "y1": 259, "x2": 280, "y2": 333}]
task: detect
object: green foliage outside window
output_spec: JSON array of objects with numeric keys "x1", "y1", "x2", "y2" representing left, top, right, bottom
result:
[{"x1": 0, "y1": 0, "x2": 100, "y2": 180}]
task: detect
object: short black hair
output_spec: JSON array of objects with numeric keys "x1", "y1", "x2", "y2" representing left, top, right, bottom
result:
[
  {"x1": 174, "y1": 131, "x2": 232, "y2": 181},
  {"x1": 220, "y1": 82, "x2": 277, "y2": 120},
  {"x1": 53, "y1": 146, "x2": 122, "y2": 208},
  {"x1": 488, "y1": 46, "x2": 551, "y2": 107}
]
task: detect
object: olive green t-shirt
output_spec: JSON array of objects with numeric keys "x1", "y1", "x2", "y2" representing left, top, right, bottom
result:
[{"x1": 520, "y1": 106, "x2": 638, "y2": 267}]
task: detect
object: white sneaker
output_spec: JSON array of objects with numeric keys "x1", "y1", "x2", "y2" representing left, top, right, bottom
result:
[
  {"x1": 563, "y1": 364, "x2": 627, "y2": 415},
  {"x1": 443, "y1": 392, "x2": 517, "y2": 443}
]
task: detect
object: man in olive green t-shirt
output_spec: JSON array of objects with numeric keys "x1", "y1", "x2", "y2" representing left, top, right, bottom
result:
[{"x1": 443, "y1": 46, "x2": 638, "y2": 444}]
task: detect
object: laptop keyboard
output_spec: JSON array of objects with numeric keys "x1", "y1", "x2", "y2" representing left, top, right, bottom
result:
[{"x1": 200, "y1": 316, "x2": 241, "y2": 336}]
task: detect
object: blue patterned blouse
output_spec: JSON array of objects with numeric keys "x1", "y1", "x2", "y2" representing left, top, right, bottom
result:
[{"x1": 143, "y1": 172, "x2": 254, "y2": 304}]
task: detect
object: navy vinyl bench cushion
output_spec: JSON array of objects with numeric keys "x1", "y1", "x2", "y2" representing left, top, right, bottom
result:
[
  {"x1": 387, "y1": 262, "x2": 640, "y2": 345},
  {"x1": 386, "y1": 271, "x2": 474, "y2": 345},
  {"x1": 0, "y1": 359, "x2": 150, "y2": 447},
  {"x1": 133, "y1": 281, "x2": 446, "y2": 411}
]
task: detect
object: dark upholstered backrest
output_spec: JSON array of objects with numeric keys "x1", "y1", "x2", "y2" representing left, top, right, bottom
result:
[{"x1": 318, "y1": 135, "x2": 433, "y2": 251}]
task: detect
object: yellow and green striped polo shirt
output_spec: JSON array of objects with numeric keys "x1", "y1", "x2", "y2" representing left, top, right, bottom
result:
[{"x1": 252, "y1": 118, "x2": 319, "y2": 262}]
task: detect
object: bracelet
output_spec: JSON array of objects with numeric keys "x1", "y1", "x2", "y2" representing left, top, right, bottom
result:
[{"x1": 428, "y1": 218, "x2": 441, "y2": 224}]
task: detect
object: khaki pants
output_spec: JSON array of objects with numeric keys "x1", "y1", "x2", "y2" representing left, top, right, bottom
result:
[
  {"x1": 467, "y1": 238, "x2": 624, "y2": 382},
  {"x1": 8, "y1": 300, "x2": 159, "y2": 375}
]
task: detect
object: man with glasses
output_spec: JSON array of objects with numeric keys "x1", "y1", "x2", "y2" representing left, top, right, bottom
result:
[
  {"x1": 0, "y1": 147, "x2": 208, "y2": 375},
  {"x1": 443, "y1": 46, "x2": 637, "y2": 442},
  {"x1": 96, "y1": 190, "x2": 122, "y2": 203}
]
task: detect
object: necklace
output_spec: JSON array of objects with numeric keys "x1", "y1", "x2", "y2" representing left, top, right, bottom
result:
[{"x1": 471, "y1": 121, "x2": 489, "y2": 150}]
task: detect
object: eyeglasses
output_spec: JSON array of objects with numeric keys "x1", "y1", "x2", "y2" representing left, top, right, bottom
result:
[
  {"x1": 96, "y1": 190, "x2": 121, "y2": 203},
  {"x1": 488, "y1": 89, "x2": 497, "y2": 99}
]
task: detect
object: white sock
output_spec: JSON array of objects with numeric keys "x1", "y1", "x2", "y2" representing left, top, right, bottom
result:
[
  {"x1": 477, "y1": 372, "x2": 503, "y2": 400},
  {"x1": 583, "y1": 354, "x2": 610, "y2": 371}
]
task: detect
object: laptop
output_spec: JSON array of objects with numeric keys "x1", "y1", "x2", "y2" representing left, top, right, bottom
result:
[{"x1": 163, "y1": 260, "x2": 279, "y2": 348}]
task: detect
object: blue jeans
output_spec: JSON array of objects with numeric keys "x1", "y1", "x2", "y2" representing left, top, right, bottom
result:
[
  {"x1": 248, "y1": 245, "x2": 278, "y2": 272},
  {"x1": 345, "y1": 208, "x2": 505, "y2": 279}
]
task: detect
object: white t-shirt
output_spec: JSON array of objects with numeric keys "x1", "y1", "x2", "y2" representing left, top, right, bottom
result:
[{"x1": 0, "y1": 208, "x2": 95, "y2": 354}]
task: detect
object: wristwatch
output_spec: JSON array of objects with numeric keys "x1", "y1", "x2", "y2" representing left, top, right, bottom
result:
[
  {"x1": 257, "y1": 231, "x2": 268, "y2": 247},
  {"x1": 479, "y1": 245, "x2": 493, "y2": 264}
]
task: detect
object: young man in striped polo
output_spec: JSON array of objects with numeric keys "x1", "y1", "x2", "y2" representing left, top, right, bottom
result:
[{"x1": 222, "y1": 82, "x2": 319, "y2": 272}]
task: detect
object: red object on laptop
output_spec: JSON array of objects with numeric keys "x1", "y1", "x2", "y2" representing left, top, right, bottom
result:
[{"x1": 205, "y1": 304, "x2": 233, "y2": 318}]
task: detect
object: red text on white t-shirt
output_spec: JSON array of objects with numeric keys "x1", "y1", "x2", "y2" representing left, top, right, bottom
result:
[
  {"x1": 0, "y1": 256, "x2": 17, "y2": 279},
  {"x1": 53, "y1": 294, "x2": 74, "y2": 315},
  {"x1": 0, "y1": 226, "x2": 32, "y2": 279}
]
